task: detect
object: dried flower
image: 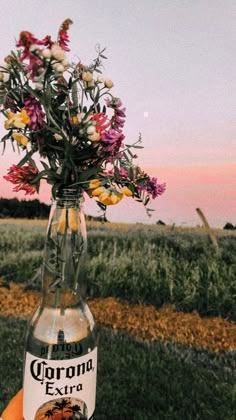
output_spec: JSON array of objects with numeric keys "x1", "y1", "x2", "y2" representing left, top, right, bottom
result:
[
  {"x1": 0, "y1": 19, "x2": 165, "y2": 215},
  {"x1": 3, "y1": 164, "x2": 38, "y2": 195}
]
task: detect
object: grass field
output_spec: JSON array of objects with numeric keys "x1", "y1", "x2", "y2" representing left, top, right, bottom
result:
[{"x1": 0, "y1": 219, "x2": 235, "y2": 419}]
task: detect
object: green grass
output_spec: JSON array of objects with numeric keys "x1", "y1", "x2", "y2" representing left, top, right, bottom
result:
[
  {"x1": 0, "y1": 223, "x2": 236, "y2": 320},
  {"x1": 0, "y1": 317, "x2": 235, "y2": 420}
]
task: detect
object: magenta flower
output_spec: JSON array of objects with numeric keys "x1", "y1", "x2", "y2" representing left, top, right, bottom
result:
[
  {"x1": 3, "y1": 164, "x2": 38, "y2": 195},
  {"x1": 24, "y1": 96, "x2": 45, "y2": 131},
  {"x1": 141, "y1": 177, "x2": 166, "y2": 199},
  {"x1": 106, "y1": 97, "x2": 126, "y2": 131},
  {"x1": 101, "y1": 129, "x2": 125, "y2": 155},
  {"x1": 16, "y1": 31, "x2": 47, "y2": 60},
  {"x1": 57, "y1": 19, "x2": 73, "y2": 51}
]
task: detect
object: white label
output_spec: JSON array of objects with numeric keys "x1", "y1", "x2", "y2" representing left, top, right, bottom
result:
[{"x1": 23, "y1": 347, "x2": 97, "y2": 420}]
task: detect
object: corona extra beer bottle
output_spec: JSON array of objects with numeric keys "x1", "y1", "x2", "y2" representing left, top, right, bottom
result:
[{"x1": 23, "y1": 188, "x2": 97, "y2": 420}]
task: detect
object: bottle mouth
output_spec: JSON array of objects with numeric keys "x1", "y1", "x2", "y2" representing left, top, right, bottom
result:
[{"x1": 52, "y1": 187, "x2": 85, "y2": 210}]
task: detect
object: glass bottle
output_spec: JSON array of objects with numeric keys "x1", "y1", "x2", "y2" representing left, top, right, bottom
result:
[{"x1": 23, "y1": 188, "x2": 98, "y2": 420}]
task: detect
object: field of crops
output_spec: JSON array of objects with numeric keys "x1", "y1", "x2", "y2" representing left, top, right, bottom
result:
[{"x1": 0, "y1": 219, "x2": 235, "y2": 419}]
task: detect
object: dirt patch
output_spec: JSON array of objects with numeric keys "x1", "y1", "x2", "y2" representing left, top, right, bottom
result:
[{"x1": 0, "y1": 282, "x2": 235, "y2": 353}]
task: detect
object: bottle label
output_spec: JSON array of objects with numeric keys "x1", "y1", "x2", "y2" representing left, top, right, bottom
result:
[{"x1": 23, "y1": 347, "x2": 97, "y2": 420}]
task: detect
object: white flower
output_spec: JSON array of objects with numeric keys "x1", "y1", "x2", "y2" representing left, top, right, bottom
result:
[
  {"x1": 62, "y1": 58, "x2": 69, "y2": 68},
  {"x1": 42, "y1": 49, "x2": 52, "y2": 59},
  {"x1": 51, "y1": 44, "x2": 65, "y2": 61},
  {"x1": 97, "y1": 75, "x2": 104, "y2": 83},
  {"x1": 87, "y1": 125, "x2": 96, "y2": 135},
  {"x1": 34, "y1": 82, "x2": 43, "y2": 90},
  {"x1": 55, "y1": 63, "x2": 65, "y2": 73}
]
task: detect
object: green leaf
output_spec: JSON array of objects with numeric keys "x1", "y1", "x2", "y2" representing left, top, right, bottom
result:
[
  {"x1": 17, "y1": 151, "x2": 34, "y2": 167},
  {"x1": 78, "y1": 166, "x2": 102, "y2": 182},
  {"x1": 96, "y1": 201, "x2": 107, "y2": 211},
  {"x1": 144, "y1": 196, "x2": 150, "y2": 206},
  {"x1": 129, "y1": 167, "x2": 134, "y2": 181},
  {"x1": 114, "y1": 166, "x2": 120, "y2": 179},
  {"x1": 136, "y1": 177, "x2": 149, "y2": 185},
  {"x1": 40, "y1": 161, "x2": 50, "y2": 171}
]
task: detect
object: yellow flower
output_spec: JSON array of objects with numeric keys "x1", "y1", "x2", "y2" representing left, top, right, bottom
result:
[
  {"x1": 109, "y1": 193, "x2": 121, "y2": 205},
  {"x1": 98, "y1": 189, "x2": 123, "y2": 205},
  {"x1": 4, "y1": 109, "x2": 30, "y2": 129},
  {"x1": 89, "y1": 179, "x2": 101, "y2": 190},
  {"x1": 98, "y1": 190, "x2": 111, "y2": 205},
  {"x1": 20, "y1": 109, "x2": 30, "y2": 125},
  {"x1": 69, "y1": 208, "x2": 78, "y2": 231},
  {"x1": 92, "y1": 186, "x2": 105, "y2": 197},
  {"x1": 12, "y1": 132, "x2": 29, "y2": 147},
  {"x1": 122, "y1": 186, "x2": 133, "y2": 197},
  {"x1": 70, "y1": 116, "x2": 79, "y2": 125}
]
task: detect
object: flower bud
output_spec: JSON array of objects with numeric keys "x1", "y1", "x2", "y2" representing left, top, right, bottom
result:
[
  {"x1": 82, "y1": 71, "x2": 93, "y2": 82},
  {"x1": 62, "y1": 58, "x2": 69, "y2": 68},
  {"x1": 87, "y1": 125, "x2": 96, "y2": 135},
  {"x1": 55, "y1": 64, "x2": 65, "y2": 73},
  {"x1": 104, "y1": 79, "x2": 114, "y2": 89},
  {"x1": 88, "y1": 132, "x2": 100, "y2": 142},
  {"x1": 51, "y1": 44, "x2": 65, "y2": 61},
  {"x1": 42, "y1": 48, "x2": 52, "y2": 59}
]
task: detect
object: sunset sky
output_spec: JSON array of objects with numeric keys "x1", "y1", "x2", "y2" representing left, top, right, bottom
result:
[{"x1": 0, "y1": 0, "x2": 235, "y2": 227}]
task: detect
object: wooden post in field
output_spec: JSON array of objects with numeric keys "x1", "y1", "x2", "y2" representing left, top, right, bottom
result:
[{"x1": 196, "y1": 208, "x2": 219, "y2": 251}]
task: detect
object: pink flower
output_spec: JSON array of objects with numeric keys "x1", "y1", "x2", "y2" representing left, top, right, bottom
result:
[
  {"x1": 57, "y1": 19, "x2": 73, "y2": 51},
  {"x1": 3, "y1": 164, "x2": 38, "y2": 195},
  {"x1": 24, "y1": 96, "x2": 45, "y2": 131},
  {"x1": 139, "y1": 177, "x2": 166, "y2": 199},
  {"x1": 106, "y1": 97, "x2": 126, "y2": 131},
  {"x1": 16, "y1": 31, "x2": 47, "y2": 60},
  {"x1": 101, "y1": 129, "x2": 124, "y2": 155},
  {"x1": 118, "y1": 167, "x2": 129, "y2": 178}
]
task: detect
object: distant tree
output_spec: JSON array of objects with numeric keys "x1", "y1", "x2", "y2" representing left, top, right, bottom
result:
[
  {"x1": 156, "y1": 220, "x2": 165, "y2": 226},
  {"x1": 0, "y1": 197, "x2": 50, "y2": 219},
  {"x1": 223, "y1": 222, "x2": 235, "y2": 230}
]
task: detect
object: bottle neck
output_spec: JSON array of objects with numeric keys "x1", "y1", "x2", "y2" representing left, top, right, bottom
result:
[{"x1": 41, "y1": 188, "x2": 87, "y2": 307}]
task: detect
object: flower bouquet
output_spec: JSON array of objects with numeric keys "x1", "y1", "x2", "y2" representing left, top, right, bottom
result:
[{"x1": 0, "y1": 18, "x2": 165, "y2": 213}]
